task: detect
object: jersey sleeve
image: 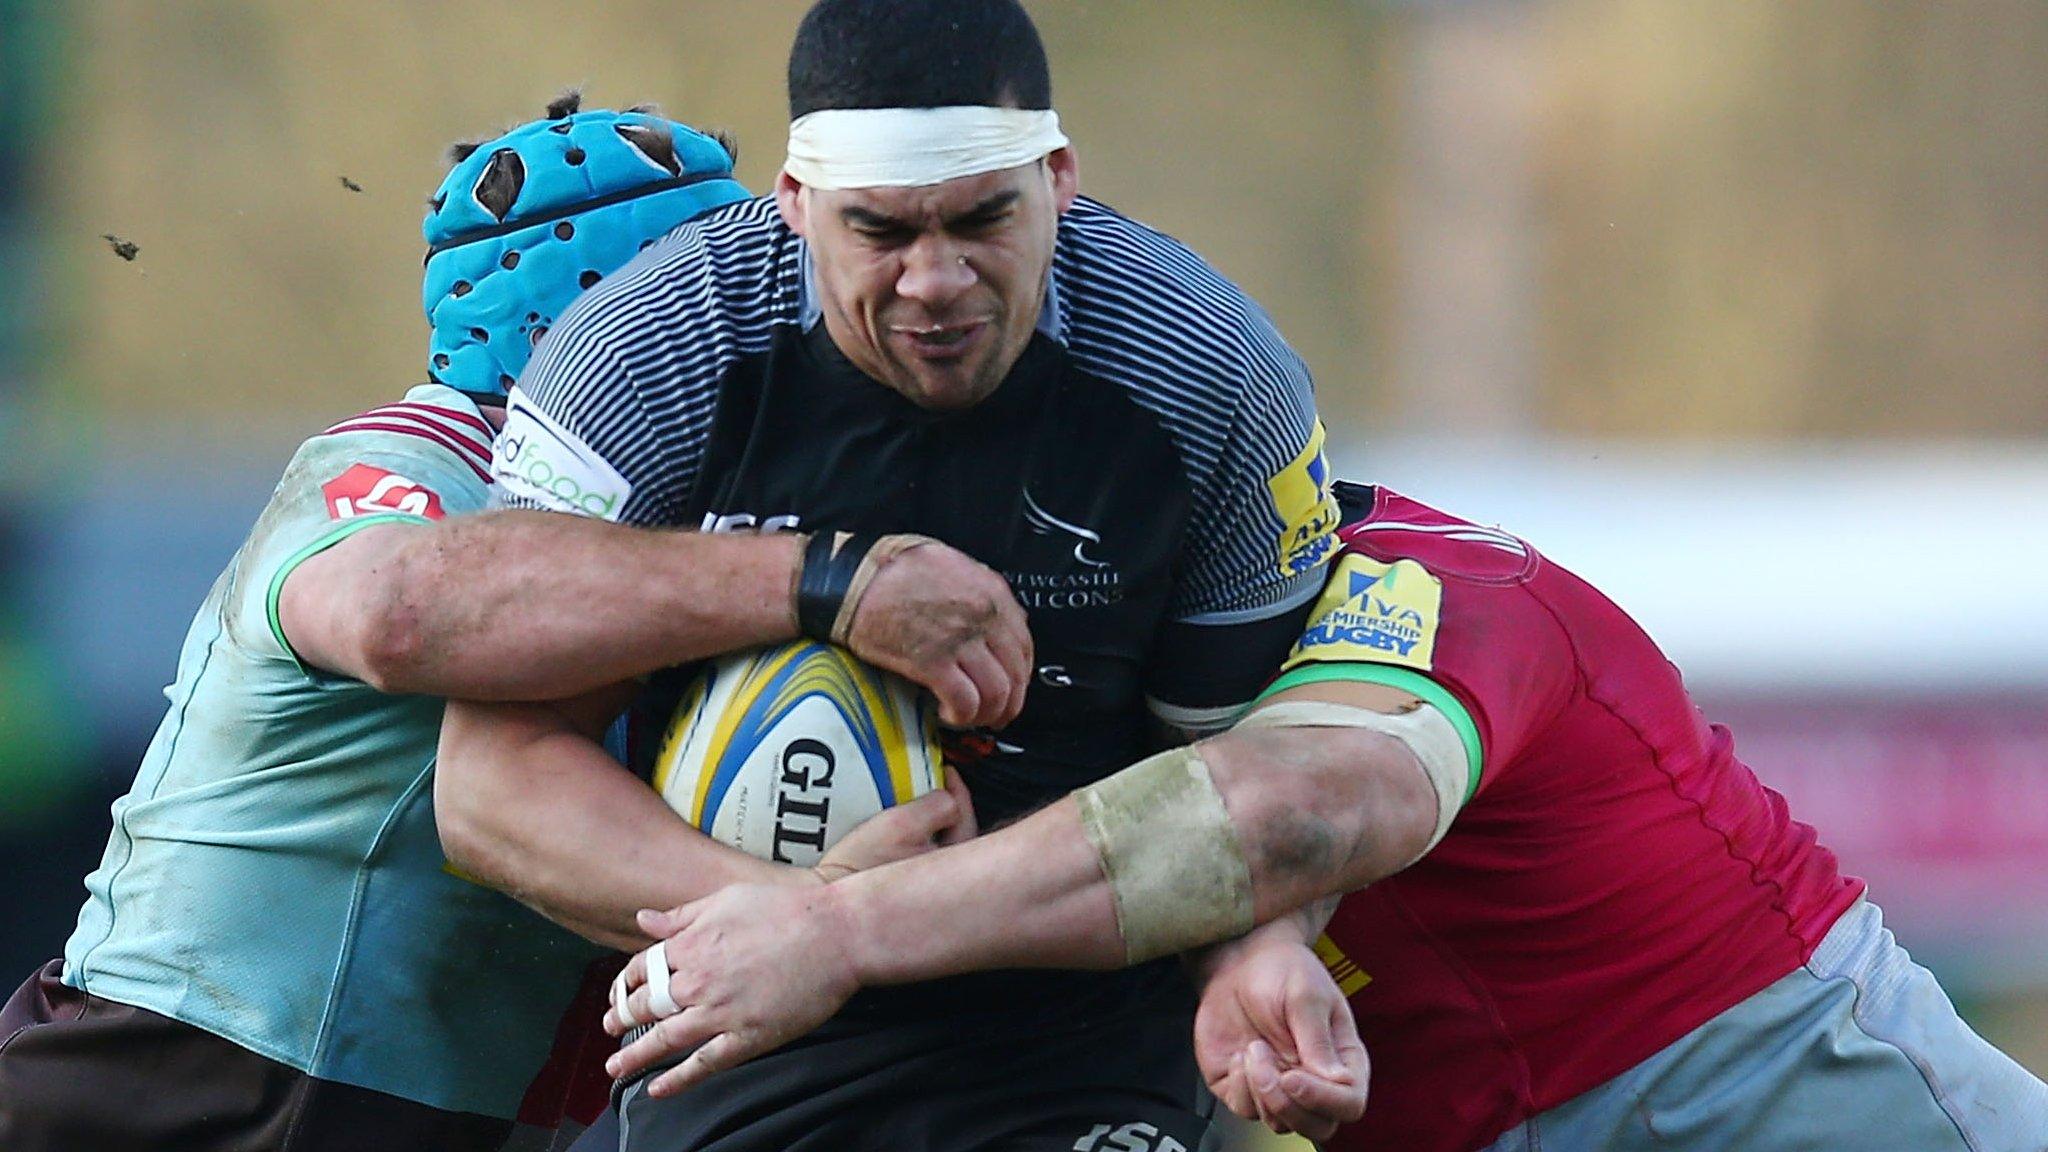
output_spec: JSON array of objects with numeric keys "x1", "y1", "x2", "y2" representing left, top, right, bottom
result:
[
  {"x1": 1261, "y1": 548, "x2": 1575, "y2": 799},
  {"x1": 490, "y1": 235, "x2": 725, "y2": 527},
  {"x1": 1144, "y1": 337, "x2": 1341, "y2": 731},
  {"x1": 229, "y1": 420, "x2": 492, "y2": 672}
]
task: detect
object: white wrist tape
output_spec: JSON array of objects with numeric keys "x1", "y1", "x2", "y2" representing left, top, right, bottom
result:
[
  {"x1": 1234, "y1": 700, "x2": 1472, "y2": 864},
  {"x1": 1076, "y1": 745, "x2": 1255, "y2": 965},
  {"x1": 785, "y1": 106, "x2": 1070, "y2": 190},
  {"x1": 643, "y1": 940, "x2": 681, "y2": 1019},
  {"x1": 611, "y1": 963, "x2": 640, "y2": 1029}
]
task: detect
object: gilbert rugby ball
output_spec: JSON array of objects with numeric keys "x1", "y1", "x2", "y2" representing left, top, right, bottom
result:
[{"x1": 651, "y1": 641, "x2": 943, "y2": 867}]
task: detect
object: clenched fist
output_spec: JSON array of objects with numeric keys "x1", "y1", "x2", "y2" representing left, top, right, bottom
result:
[{"x1": 801, "y1": 532, "x2": 1032, "y2": 730}]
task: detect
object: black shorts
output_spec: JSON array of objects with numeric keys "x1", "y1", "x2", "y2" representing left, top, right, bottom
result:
[
  {"x1": 0, "y1": 959, "x2": 516, "y2": 1152},
  {"x1": 617, "y1": 967, "x2": 1214, "y2": 1152}
]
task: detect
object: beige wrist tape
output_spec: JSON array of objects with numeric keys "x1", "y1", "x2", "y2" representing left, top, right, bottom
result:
[
  {"x1": 832, "y1": 534, "x2": 932, "y2": 645},
  {"x1": 1075, "y1": 745, "x2": 1256, "y2": 965},
  {"x1": 1234, "y1": 700, "x2": 1471, "y2": 864}
]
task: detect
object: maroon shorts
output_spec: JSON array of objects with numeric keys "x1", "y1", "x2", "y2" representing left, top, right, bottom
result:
[{"x1": 0, "y1": 959, "x2": 515, "y2": 1152}]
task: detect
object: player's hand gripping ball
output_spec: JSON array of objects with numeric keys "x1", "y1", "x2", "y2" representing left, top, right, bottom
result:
[{"x1": 652, "y1": 641, "x2": 945, "y2": 867}]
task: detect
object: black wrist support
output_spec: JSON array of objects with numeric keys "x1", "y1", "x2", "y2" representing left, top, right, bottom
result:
[{"x1": 795, "y1": 531, "x2": 883, "y2": 643}]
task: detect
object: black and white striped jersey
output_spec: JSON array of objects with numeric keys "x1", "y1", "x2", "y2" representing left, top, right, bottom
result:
[{"x1": 495, "y1": 193, "x2": 1339, "y2": 819}]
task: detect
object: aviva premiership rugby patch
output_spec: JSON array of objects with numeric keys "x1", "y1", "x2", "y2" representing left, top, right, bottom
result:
[
  {"x1": 1266, "y1": 420, "x2": 1341, "y2": 578},
  {"x1": 1286, "y1": 553, "x2": 1444, "y2": 672}
]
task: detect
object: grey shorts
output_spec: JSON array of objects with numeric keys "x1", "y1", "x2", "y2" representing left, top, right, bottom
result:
[{"x1": 1481, "y1": 899, "x2": 2048, "y2": 1152}]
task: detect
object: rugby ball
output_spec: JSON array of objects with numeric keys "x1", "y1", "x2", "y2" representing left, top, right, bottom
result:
[{"x1": 651, "y1": 641, "x2": 943, "y2": 866}]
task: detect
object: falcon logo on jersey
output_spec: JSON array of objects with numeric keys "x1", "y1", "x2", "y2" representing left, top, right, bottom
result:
[
  {"x1": 1007, "y1": 490, "x2": 1125, "y2": 610},
  {"x1": 1267, "y1": 420, "x2": 1340, "y2": 578},
  {"x1": 1024, "y1": 490, "x2": 1111, "y2": 569},
  {"x1": 322, "y1": 464, "x2": 446, "y2": 521},
  {"x1": 1287, "y1": 553, "x2": 1443, "y2": 671}
]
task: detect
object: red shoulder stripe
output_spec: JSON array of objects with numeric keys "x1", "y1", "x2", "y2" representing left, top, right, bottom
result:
[
  {"x1": 330, "y1": 408, "x2": 491, "y2": 462},
  {"x1": 353, "y1": 405, "x2": 495, "y2": 460},
  {"x1": 322, "y1": 420, "x2": 494, "y2": 482},
  {"x1": 378, "y1": 401, "x2": 495, "y2": 439}
]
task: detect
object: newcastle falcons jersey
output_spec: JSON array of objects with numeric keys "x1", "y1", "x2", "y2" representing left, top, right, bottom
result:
[
  {"x1": 497, "y1": 194, "x2": 1342, "y2": 1143},
  {"x1": 497, "y1": 194, "x2": 1339, "y2": 821}
]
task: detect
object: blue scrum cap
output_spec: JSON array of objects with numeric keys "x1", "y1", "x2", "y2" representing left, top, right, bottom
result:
[{"x1": 423, "y1": 95, "x2": 752, "y2": 398}]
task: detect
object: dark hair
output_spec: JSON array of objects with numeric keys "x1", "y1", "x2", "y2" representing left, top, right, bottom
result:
[{"x1": 787, "y1": 0, "x2": 1052, "y2": 119}]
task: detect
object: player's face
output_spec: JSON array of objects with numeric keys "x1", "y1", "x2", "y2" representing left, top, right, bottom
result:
[{"x1": 777, "y1": 149, "x2": 1080, "y2": 411}]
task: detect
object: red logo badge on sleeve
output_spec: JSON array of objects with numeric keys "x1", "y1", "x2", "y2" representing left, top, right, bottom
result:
[{"x1": 322, "y1": 464, "x2": 446, "y2": 521}]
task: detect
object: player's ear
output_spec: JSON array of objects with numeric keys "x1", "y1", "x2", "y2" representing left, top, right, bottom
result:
[
  {"x1": 1046, "y1": 147, "x2": 1079, "y2": 214},
  {"x1": 775, "y1": 171, "x2": 810, "y2": 238}
]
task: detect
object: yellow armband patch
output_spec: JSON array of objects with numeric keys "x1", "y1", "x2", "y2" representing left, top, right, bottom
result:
[{"x1": 1285, "y1": 554, "x2": 1445, "y2": 673}]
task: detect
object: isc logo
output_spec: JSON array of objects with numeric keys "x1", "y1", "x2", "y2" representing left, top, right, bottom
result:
[
  {"x1": 1073, "y1": 1122, "x2": 1188, "y2": 1152},
  {"x1": 700, "y1": 510, "x2": 802, "y2": 534}
]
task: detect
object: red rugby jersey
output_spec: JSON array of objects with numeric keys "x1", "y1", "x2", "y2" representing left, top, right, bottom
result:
[{"x1": 1291, "y1": 487, "x2": 1863, "y2": 1152}]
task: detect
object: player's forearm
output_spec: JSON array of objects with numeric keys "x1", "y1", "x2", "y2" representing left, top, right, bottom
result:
[
  {"x1": 827, "y1": 726, "x2": 1432, "y2": 983},
  {"x1": 348, "y1": 512, "x2": 801, "y2": 699},
  {"x1": 1184, "y1": 895, "x2": 1339, "y2": 989},
  {"x1": 436, "y1": 701, "x2": 797, "y2": 948},
  {"x1": 829, "y1": 794, "x2": 1128, "y2": 978}
]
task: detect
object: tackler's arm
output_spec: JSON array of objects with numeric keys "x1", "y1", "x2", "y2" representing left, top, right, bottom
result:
[
  {"x1": 280, "y1": 517, "x2": 1028, "y2": 727},
  {"x1": 433, "y1": 689, "x2": 797, "y2": 951},
  {"x1": 826, "y1": 677, "x2": 1454, "y2": 977},
  {"x1": 279, "y1": 514, "x2": 805, "y2": 700},
  {"x1": 602, "y1": 676, "x2": 1461, "y2": 1092}
]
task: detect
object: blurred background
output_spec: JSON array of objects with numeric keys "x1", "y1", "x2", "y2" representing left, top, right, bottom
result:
[{"x1": 2, "y1": 0, "x2": 2044, "y2": 1143}]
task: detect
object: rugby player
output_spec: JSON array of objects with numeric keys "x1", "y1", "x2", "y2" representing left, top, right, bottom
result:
[
  {"x1": 0, "y1": 99, "x2": 983, "y2": 1152},
  {"x1": 437, "y1": 1, "x2": 1341, "y2": 1147},
  {"x1": 609, "y1": 480, "x2": 2048, "y2": 1152}
]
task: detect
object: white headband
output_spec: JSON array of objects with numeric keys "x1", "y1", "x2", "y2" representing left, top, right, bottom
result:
[{"x1": 784, "y1": 106, "x2": 1070, "y2": 191}]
